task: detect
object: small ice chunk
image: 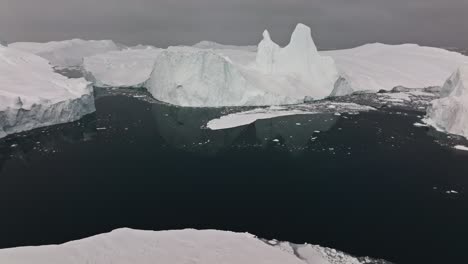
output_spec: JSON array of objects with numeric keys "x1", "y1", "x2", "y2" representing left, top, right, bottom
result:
[
  {"x1": 414, "y1": 122, "x2": 428, "y2": 127},
  {"x1": 454, "y1": 145, "x2": 468, "y2": 151}
]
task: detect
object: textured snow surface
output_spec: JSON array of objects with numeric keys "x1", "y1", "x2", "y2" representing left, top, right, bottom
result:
[
  {"x1": 83, "y1": 47, "x2": 162, "y2": 88},
  {"x1": 0, "y1": 228, "x2": 385, "y2": 264},
  {"x1": 324, "y1": 43, "x2": 468, "y2": 96},
  {"x1": 207, "y1": 102, "x2": 375, "y2": 130},
  {"x1": 0, "y1": 46, "x2": 95, "y2": 138},
  {"x1": 425, "y1": 66, "x2": 468, "y2": 139},
  {"x1": 9, "y1": 39, "x2": 120, "y2": 68},
  {"x1": 146, "y1": 24, "x2": 339, "y2": 107}
]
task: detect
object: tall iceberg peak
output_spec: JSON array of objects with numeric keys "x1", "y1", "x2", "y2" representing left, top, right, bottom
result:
[
  {"x1": 284, "y1": 23, "x2": 319, "y2": 55},
  {"x1": 255, "y1": 23, "x2": 339, "y2": 99},
  {"x1": 256, "y1": 30, "x2": 280, "y2": 74}
]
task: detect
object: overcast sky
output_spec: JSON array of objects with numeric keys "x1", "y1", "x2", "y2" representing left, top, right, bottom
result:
[{"x1": 1, "y1": 0, "x2": 467, "y2": 49}]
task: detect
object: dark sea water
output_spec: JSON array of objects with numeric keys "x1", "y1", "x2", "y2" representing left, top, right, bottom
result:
[{"x1": 1, "y1": 89, "x2": 468, "y2": 264}]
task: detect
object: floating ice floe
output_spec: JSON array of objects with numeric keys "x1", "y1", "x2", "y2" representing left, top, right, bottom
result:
[
  {"x1": 413, "y1": 123, "x2": 428, "y2": 128},
  {"x1": 424, "y1": 66, "x2": 468, "y2": 139},
  {"x1": 9, "y1": 39, "x2": 120, "y2": 68},
  {"x1": 83, "y1": 46, "x2": 162, "y2": 88},
  {"x1": 454, "y1": 145, "x2": 468, "y2": 151},
  {"x1": 0, "y1": 46, "x2": 95, "y2": 138},
  {"x1": 0, "y1": 228, "x2": 390, "y2": 264},
  {"x1": 207, "y1": 102, "x2": 375, "y2": 130}
]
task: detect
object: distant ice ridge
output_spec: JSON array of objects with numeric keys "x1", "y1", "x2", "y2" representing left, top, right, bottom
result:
[
  {"x1": 424, "y1": 66, "x2": 468, "y2": 139},
  {"x1": 9, "y1": 39, "x2": 120, "y2": 68},
  {"x1": 146, "y1": 24, "x2": 339, "y2": 107},
  {"x1": 0, "y1": 46, "x2": 95, "y2": 138},
  {"x1": 325, "y1": 43, "x2": 468, "y2": 96},
  {"x1": 0, "y1": 228, "x2": 390, "y2": 264},
  {"x1": 83, "y1": 46, "x2": 162, "y2": 88},
  {"x1": 193, "y1": 41, "x2": 257, "y2": 52}
]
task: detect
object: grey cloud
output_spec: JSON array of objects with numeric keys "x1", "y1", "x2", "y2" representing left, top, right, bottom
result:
[{"x1": 0, "y1": 0, "x2": 467, "y2": 49}]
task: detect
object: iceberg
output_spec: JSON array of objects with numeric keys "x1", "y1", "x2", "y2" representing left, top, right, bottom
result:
[
  {"x1": 324, "y1": 43, "x2": 468, "y2": 96},
  {"x1": 0, "y1": 46, "x2": 95, "y2": 138},
  {"x1": 256, "y1": 24, "x2": 338, "y2": 99},
  {"x1": 9, "y1": 39, "x2": 120, "y2": 68},
  {"x1": 83, "y1": 47, "x2": 162, "y2": 88},
  {"x1": 146, "y1": 24, "x2": 339, "y2": 107},
  {"x1": 0, "y1": 228, "x2": 389, "y2": 264},
  {"x1": 424, "y1": 66, "x2": 468, "y2": 139}
]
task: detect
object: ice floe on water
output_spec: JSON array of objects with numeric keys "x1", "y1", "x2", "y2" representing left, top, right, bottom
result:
[
  {"x1": 207, "y1": 102, "x2": 375, "y2": 130},
  {"x1": 454, "y1": 145, "x2": 468, "y2": 151},
  {"x1": 0, "y1": 228, "x2": 391, "y2": 264},
  {"x1": 0, "y1": 45, "x2": 95, "y2": 139}
]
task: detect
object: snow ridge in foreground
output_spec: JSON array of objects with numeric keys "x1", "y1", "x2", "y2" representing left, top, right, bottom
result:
[
  {"x1": 425, "y1": 66, "x2": 468, "y2": 139},
  {"x1": 0, "y1": 46, "x2": 95, "y2": 138},
  {"x1": 0, "y1": 229, "x2": 390, "y2": 264}
]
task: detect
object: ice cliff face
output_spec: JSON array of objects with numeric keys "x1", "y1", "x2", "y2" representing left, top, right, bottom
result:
[
  {"x1": 425, "y1": 66, "x2": 468, "y2": 139},
  {"x1": 146, "y1": 24, "x2": 339, "y2": 107},
  {"x1": 9, "y1": 39, "x2": 120, "y2": 68},
  {"x1": 146, "y1": 47, "x2": 292, "y2": 107},
  {"x1": 83, "y1": 47, "x2": 162, "y2": 88},
  {"x1": 0, "y1": 46, "x2": 95, "y2": 138},
  {"x1": 0, "y1": 228, "x2": 388, "y2": 264}
]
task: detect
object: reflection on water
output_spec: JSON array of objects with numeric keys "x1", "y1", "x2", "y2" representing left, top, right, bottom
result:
[
  {"x1": 152, "y1": 102, "x2": 339, "y2": 153},
  {"x1": 0, "y1": 114, "x2": 97, "y2": 171}
]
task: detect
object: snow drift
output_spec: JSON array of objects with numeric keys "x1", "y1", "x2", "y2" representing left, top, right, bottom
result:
[
  {"x1": 325, "y1": 43, "x2": 468, "y2": 96},
  {"x1": 9, "y1": 39, "x2": 120, "y2": 68},
  {"x1": 0, "y1": 46, "x2": 95, "y2": 138},
  {"x1": 83, "y1": 46, "x2": 162, "y2": 88},
  {"x1": 425, "y1": 66, "x2": 468, "y2": 139},
  {"x1": 146, "y1": 24, "x2": 339, "y2": 107},
  {"x1": 0, "y1": 228, "x2": 388, "y2": 264}
]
